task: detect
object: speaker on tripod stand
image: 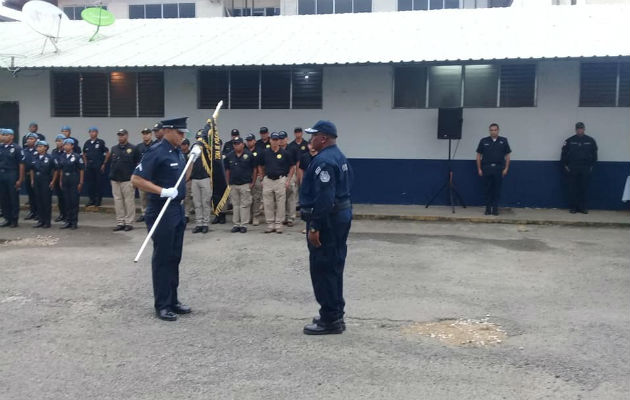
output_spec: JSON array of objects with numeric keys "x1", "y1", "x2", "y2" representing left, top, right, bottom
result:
[{"x1": 426, "y1": 108, "x2": 466, "y2": 213}]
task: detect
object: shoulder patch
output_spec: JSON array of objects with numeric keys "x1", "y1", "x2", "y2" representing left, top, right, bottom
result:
[
  {"x1": 319, "y1": 170, "x2": 330, "y2": 183},
  {"x1": 315, "y1": 166, "x2": 321, "y2": 175}
]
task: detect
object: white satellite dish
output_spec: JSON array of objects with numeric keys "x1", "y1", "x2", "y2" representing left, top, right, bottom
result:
[{"x1": 22, "y1": 1, "x2": 69, "y2": 53}]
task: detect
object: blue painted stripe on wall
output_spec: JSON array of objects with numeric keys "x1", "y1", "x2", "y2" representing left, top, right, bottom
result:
[{"x1": 349, "y1": 159, "x2": 630, "y2": 210}]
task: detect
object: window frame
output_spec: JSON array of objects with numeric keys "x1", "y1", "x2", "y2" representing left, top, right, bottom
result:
[
  {"x1": 579, "y1": 60, "x2": 629, "y2": 108},
  {"x1": 298, "y1": 0, "x2": 372, "y2": 14}
]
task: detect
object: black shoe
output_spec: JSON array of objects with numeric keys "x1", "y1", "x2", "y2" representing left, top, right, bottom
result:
[
  {"x1": 113, "y1": 225, "x2": 125, "y2": 232},
  {"x1": 313, "y1": 316, "x2": 346, "y2": 331},
  {"x1": 218, "y1": 213, "x2": 226, "y2": 224},
  {"x1": 70, "y1": 224, "x2": 78, "y2": 230},
  {"x1": 60, "y1": 222, "x2": 72, "y2": 229},
  {"x1": 211, "y1": 216, "x2": 220, "y2": 224},
  {"x1": 303, "y1": 320, "x2": 344, "y2": 335},
  {"x1": 569, "y1": 209, "x2": 577, "y2": 214},
  {"x1": 9, "y1": 221, "x2": 18, "y2": 228},
  {"x1": 136, "y1": 215, "x2": 145, "y2": 222},
  {"x1": 492, "y1": 208, "x2": 499, "y2": 216},
  {"x1": 231, "y1": 226, "x2": 240, "y2": 233},
  {"x1": 55, "y1": 215, "x2": 65, "y2": 222},
  {"x1": 240, "y1": 226, "x2": 247, "y2": 233},
  {"x1": 33, "y1": 221, "x2": 44, "y2": 228},
  {"x1": 0, "y1": 220, "x2": 11, "y2": 227},
  {"x1": 124, "y1": 225, "x2": 133, "y2": 231},
  {"x1": 484, "y1": 208, "x2": 491, "y2": 215},
  {"x1": 24, "y1": 213, "x2": 35, "y2": 220},
  {"x1": 202, "y1": 226, "x2": 209, "y2": 234},
  {"x1": 42, "y1": 223, "x2": 51, "y2": 229},
  {"x1": 578, "y1": 209, "x2": 589, "y2": 214},
  {"x1": 156, "y1": 309, "x2": 177, "y2": 321},
  {"x1": 86, "y1": 202, "x2": 95, "y2": 207},
  {"x1": 192, "y1": 226, "x2": 203, "y2": 234},
  {"x1": 185, "y1": 216, "x2": 190, "y2": 223},
  {"x1": 172, "y1": 303, "x2": 191, "y2": 314}
]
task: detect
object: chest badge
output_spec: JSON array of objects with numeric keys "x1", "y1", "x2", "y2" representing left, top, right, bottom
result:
[
  {"x1": 301, "y1": 146, "x2": 306, "y2": 150},
  {"x1": 243, "y1": 154, "x2": 248, "y2": 159},
  {"x1": 126, "y1": 148, "x2": 132, "y2": 154},
  {"x1": 44, "y1": 158, "x2": 48, "y2": 163},
  {"x1": 71, "y1": 156, "x2": 75, "y2": 162},
  {"x1": 95, "y1": 144, "x2": 100, "y2": 149},
  {"x1": 319, "y1": 171, "x2": 330, "y2": 183},
  {"x1": 276, "y1": 154, "x2": 282, "y2": 159},
  {"x1": 253, "y1": 152, "x2": 257, "y2": 156},
  {"x1": 266, "y1": 144, "x2": 270, "y2": 148},
  {"x1": 10, "y1": 148, "x2": 15, "y2": 153}
]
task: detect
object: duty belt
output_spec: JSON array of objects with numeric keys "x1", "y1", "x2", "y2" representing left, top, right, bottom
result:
[
  {"x1": 267, "y1": 174, "x2": 286, "y2": 180},
  {"x1": 332, "y1": 199, "x2": 352, "y2": 212}
]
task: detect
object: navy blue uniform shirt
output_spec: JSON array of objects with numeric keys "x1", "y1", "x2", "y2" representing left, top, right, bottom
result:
[
  {"x1": 32, "y1": 154, "x2": 55, "y2": 181},
  {"x1": 83, "y1": 138, "x2": 108, "y2": 168},
  {"x1": 255, "y1": 139, "x2": 271, "y2": 154},
  {"x1": 223, "y1": 149, "x2": 255, "y2": 185},
  {"x1": 561, "y1": 134, "x2": 597, "y2": 168},
  {"x1": 110, "y1": 143, "x2": 141, "y2": 182},
  {"x1": 51, "y1": 148, "x2": 65, "y2": 168},
  {"x1": 476, "y1": 136, "x2": 511, "y2": 167},
  {"x1": 133, "y1": 139, "x2": 186, "y2": 207},
  {"x1": 299, "y1": 152, "x2": 314, "y2": 171},
  {"x1": 299, "y1": 145, "x2": 353, "y2": 231},
  {"x1": 55, "y1": 152, "x2": 85, "y2": 176},
  {"x1": 190, "y1": 157, "x2": 209, "y2": 180},
  {"x1": 259, "y1": 147, "x2": 294, "y2": 178},
  {"x1": 0, "y1": 142, "x2": 25, "y2": 171},
  {"x1": 288, "y1": 140, "x2": 309, "y2": 161},
  {"x1": 23, "y1": 146, "x2": 38, "y2": 171},
  {"x1": 136, "y1": 140, "x2": 155, "y2": 158}
]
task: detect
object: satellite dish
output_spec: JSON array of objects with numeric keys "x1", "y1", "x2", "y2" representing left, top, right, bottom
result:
[
  {"x1": 22, "y1": 1, "x2": 69, "y2": 53},
  {"x1": 81, "y1": 7, "x2": 115, "y2": 42}
]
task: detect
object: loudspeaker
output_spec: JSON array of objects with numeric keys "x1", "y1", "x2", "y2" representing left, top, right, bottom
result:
[{"x1": 437, "y1": 107, "x2": 463, "y2": 140}]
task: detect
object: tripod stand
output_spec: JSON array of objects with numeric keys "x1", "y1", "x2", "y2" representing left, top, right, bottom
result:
[{"x1": 425, "y1": 139, "x2": 466, "y2": 213}]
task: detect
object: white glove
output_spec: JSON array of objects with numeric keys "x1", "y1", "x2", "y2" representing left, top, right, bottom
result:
[
  {"x1": 190, "y1": 144, "x2": 202, "y2": 159},
  {"x1": 160, "y1": 187, "x2": 178, "y2": 199}
]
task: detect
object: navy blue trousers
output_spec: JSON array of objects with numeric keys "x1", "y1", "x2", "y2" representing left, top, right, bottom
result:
[
  {"x1": 0, "y1": 170, "x2": 19, "y2": 222},
  {"x1": 567, "y1": 166, "x2": 591, "y2": 211},
  {"x1": 482, "y1": 165, "x2": 503, "y2": 210},
  {"x1": 85, "y1": 167, "x2": 103, "y2": 205},
  {"x1": 24, "y1": 175, "x2": 38, "y2": 217},
  {"x1": 61, "y1": 176, "x2": 80, "y2": 225},
  {"x1": 146, "y1": 203, "x2": 186, "y2": 311},
  {"x1": 307, "y1": 208, "x2": 352, "y2": 323},
  {"x1": 34, "y1": 176, "x2": 52, "y2": 225}
]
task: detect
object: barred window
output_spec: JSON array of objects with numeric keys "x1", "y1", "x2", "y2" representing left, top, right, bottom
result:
[
  {"x1": 298, "y1": 0, "x2": 371, "y2": 14},
  {"x1": 393, "y1": 66, "x2": 427, "y2": 108},
  {"x1": 580, "y1": 61, "x2": 629, "y2": 107},
  {"x1": 129, "y1": 3, "x2": 195, "y2": 19},
  {"x1": 499, "y1": 64, "x2": 536, "y2": 107},
  {"x1": 198, "y1": 67, "x2": 322, "y2": 110},
  {"x1": 51, "y1": 71, "x2": 164, "y2": 117}
]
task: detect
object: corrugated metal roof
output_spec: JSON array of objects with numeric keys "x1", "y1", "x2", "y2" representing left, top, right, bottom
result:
[{"x1": 0, "y1": 5, "x2": 628, "y2": 69}]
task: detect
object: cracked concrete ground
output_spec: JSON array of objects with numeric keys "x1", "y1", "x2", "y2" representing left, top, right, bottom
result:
[{"x1": 1, "y1": 213, "x2": 629, "y2": 399}]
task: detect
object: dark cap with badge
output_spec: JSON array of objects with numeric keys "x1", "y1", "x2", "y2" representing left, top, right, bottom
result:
[
  {"x1": 259, "y1": 127, "x2": 269, "y2": 134},
  {"x1": 245, "y1": 133, "x2": 256, "y2": 141},
  {"x1": 231, "y1": 128, "x2": 240, "y2": 136},
  {"x1": 141, "y1": 128, "x2": 152, "y2": 134},
  {"x1": 270, "y1": 132, "x2": 280, "y2": 140},
  {"x1": 152, "y1": 122, "x2": 163, "y2": 132},
  {"x1": 233, "y1": 137, "x2": 244, "y2": 144},
  {"x1": 575, "y1": 122, "x2": 585, "y2": 129},
  {"x1": 160, "y1": 117, "x2": 189, "y2": 133},
  {"x1": 117, "y1": 129, "x2": 128, "y2": 136},
  {"x1": 305, "y1": 120, "x2": 337, "y2": 137},
  {"x1": 294, "y1": 127, "x2": 303, "y2": 133},
  {"x1": 278, "y1": 131, "x2": 287, "y2": 139}
]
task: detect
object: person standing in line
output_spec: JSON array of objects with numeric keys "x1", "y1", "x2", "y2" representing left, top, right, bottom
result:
[
  {"x1": 189, "y1": 132, "x2": 212, "y2": 234},
  {"x1": 82, "y1": 126, "x2": 110, "y2": 207},
  {"x1": 22, "y1": 132, "x2": 39, "y2": 221},
  {"x1": 135, "y1": 128, "x2": 155, "y2": 222},
  {"x1": 110, "y1": 129, "x2": 140, "y2": 231},
  {"x1": 259, "y1": 132, "x2": 295, "y2": 233},
  {"x1": 224, "y1": 137, "x2": 256, "y2": 233},
  {"x1": 51, "y1": 134, "x2": 66, "y2": 222},
  {"x1": 0, "y1": 129, "x2": 25, "y2": 228},
  {"x1": 56, "y1": 138, "x2": 84, "y2": 230},
  {"x1": 30, "y1": 140, "x2": 55, "y2": 228},
  {"x1": 561, "y1": 122, "x2": 598, "y2": 214}
]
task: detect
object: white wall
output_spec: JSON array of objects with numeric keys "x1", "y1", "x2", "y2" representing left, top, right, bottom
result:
[{"x1": 1, "y1": 60, "x2": 628, "y2": 162}]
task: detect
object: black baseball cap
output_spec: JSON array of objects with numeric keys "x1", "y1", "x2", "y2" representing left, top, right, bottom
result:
[
  {"x1": 305, "y1": 120, "x2": 337, "y2": 137},
  {"x1": 259, "y1": 127, "x2": 269, "y2": 134},
  {"x1": 117, "y1": 129, "x2": 128, "y2": 136},
  {"x1": 233, "y1": 137, "x2": 244, "y2": 144},
  {"x1": 245, "y1": 133, "x2": 256, "y2": 141},
  {"x1": 575, "y1": 122, "x2": 585, "y2": 129},
  {"x1": 231, "y1": 128, "x2": 240, "y2": 136}
]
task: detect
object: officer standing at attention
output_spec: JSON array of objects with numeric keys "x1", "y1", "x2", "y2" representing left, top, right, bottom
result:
[
  {"x1": 222, "y1": 129, "x2": 240, "y2": 155},
  {"x1": 224, "y1": 136, "x2": 257, "y2": 233},
  {"x1": 30, "y1": 140, "x2": 55, "y2": 228},
  {"x1": 259, "y1": 132, "x2": 295, "y2": 233},
  {"x1": 300, "y1": 120, "x2": 353, "y2": 335},
  {"x1": 60, "y1": 125, "x2": 81, "y2": 155},
  {"x1": 110, "y1": 129, "x2": 141, "y2": 231},
  {"x1": 131, "y1": 117, "x2": 192, "y2": 322},
  {"x1": 298, "y1": 141, "x2": 318, "y2": 234},
  {"x1": 136, "y1": 128, "x2": 155, "y2": 222},
  {"x1": 245, "y1": 133, "x2": 263, "y2": 226},
  {"x1": 21, "y1": 122, "x2": 46, "y2": 146},
  {"x1": 188, "y1": 132, "x2": 212, "y2": 234},
  {"x1": 256, "y1": 127, "x2": 271, "y2": 153},
  {"x1": 0, "y1": 129, "x2": 25, "y2": 228},
  {"x1": 56, "y1": 138, "x2": 84, "y2": 229},
  {"x1": 561, "y1": 122, "x2": 598, "y2": 214},
  {"x1": 180, "y1": 139, "x2": 194, "y2": 223},
  {"x1": 51, "y1": 134, "x2": 67, "y2": 222},
  {"x1": 152, "y1": 122, "x2": 164, "y2": 143},
  {"x1": 476, "y1": 123, "x2": 511, "y2": 216},
  {"x1": 23, "y1": 132, "x2": 39, "y2": 221},
  {"x1": 82, "y1": 126, "x2": 110, "y2": 207}
]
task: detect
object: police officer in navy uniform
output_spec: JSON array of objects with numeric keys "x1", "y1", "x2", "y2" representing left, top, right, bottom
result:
[
  {"x1": 222, "y1": 128, "x2": 240, "y2": 155},
  {"x1": 0, "y1": 129, "x2": 25, "y2": 228},
  {"x1": 60, "y1": 125, "x2": 81, "y2": 154},
  {"x1": 256, "y1": 127, "x2": 271, "y2": 153},
  {"x1": 300, "y1": 121, "x2": 353, "y2": 335},
  {"x1": 131, "y1": 117, "x2": 193, "y2": 322},
  {"x1": 51, "y1": 134, "x2": 67, "y2": 222},
  {"x1": 82, "y1": 126, "x2": 110, "y2": 207},
  {"x1": 136, "y1": 128, "x2": 155, "y2": 222},
  {"x1": 30, "y1": 140, "x2": 55, "y2": 228},
  {"x1": 21, "y1": 122, "x2": 46, "y2": 146},
  {"x1": 561, "y1": 122, "x2": 598, "y2": 214},
  {"x1": 22, "y1": 132, "x2": 40, "y2": 221},
  {"x1": 476, "y1": 123, "x2": 511, "y2": 216},
  {"x1": 56, "y1": 138, "x2": 85, "y2": 229}
]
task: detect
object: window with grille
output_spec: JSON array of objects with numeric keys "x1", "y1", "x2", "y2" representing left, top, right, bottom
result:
[
  {"x1": 129, "y1": 3, "x2": 195, "y2": 19},
  {"x1": 198, "y1": 67, "x2": 322, "y2": 110},
  {"x1": 298, "y1": 0, "x2": 371, "y2": 14},
  {"x1": 580, "y1": 61, "x2": 629, "y2": 107},
  {"x1": 393, "y1": 62, "x2": 536, "y2": 108},
  {"x1": 51, "y1": 71, "x2": 164, "y2": 117}
]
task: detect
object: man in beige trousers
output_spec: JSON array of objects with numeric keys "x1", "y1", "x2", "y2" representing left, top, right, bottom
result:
[
  {"x1": 259, "y1": 132, "x2": 295, "y2": 233},
  {"x1": 109, "y1": 129, "x2": 141, "y2": 231}
]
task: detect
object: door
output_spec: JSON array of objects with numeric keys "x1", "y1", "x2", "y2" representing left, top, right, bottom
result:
[{"x1": 0, "y1": 102, "x2": 19, "y2": 144}]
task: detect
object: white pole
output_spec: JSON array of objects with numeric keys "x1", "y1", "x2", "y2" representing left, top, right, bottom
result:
[{"x1": 133, "y1": 152, "x2": 198, "y2": 263}]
